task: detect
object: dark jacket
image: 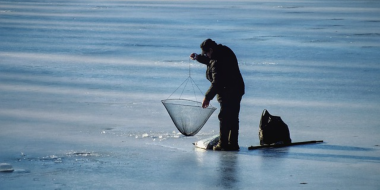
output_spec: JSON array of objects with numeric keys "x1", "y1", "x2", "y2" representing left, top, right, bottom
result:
[{"x1": 197, "y1": 44, "x2": 245, "y2": 102}]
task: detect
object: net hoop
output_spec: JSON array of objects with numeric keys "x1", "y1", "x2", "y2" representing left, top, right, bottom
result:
[{"x1": 161, "y1": 99, "x2": 217, "y2": 110}]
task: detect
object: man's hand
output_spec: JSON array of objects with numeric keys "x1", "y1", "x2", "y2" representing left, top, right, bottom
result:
[
  {"x1": 202, "y1": 98, "x2": 210, "y2": 108},
  {"x1": 190, "y1": 53, "x2": 198, "y2": 60}
]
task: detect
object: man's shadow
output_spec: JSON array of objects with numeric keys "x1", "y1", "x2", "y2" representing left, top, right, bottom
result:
[{"x1": 217, "y1": 152, "x2": 239, "y2": 189}]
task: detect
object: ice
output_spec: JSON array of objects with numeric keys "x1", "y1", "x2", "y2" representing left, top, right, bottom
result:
[
  {"x1": 0, "y1": 163, "x2": 14, "y2": 172},
  {"x1": 1, "y1": 0, "x2": 380, "y2": 189}
]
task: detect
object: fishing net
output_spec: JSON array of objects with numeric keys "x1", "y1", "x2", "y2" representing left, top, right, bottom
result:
[
  {"x1": 162, "y1": 63, "x2": 217, "y2": 136},
  {"x1": 162, "y1": 99, "x2": 216, "y2": 136}
]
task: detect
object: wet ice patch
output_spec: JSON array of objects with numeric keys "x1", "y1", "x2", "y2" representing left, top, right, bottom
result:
[
  {"x1": 125, "y1": 131, "x2": 184, "y2": 141},
  {"x1": 40, "y1": 155, "x2": 63, "y2": 163},
  {"x1": 67, "y1": 151, "x2": 98, "y2": 157},
  {"x1": 15, "y1": 151, "x2": 100, "y2": 165},
  {"x1": 277, "y1": 6, "x2": 304, "y2": 9}
]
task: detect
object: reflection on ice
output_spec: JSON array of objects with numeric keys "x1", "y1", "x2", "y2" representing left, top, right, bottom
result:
[{"x1": 217, "y1": 153, "x2": 239, "y2": 189}]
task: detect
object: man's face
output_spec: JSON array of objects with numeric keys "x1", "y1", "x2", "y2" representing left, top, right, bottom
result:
[{"x1": 204, "y1": 48, "x2": 213, "y2": 59}]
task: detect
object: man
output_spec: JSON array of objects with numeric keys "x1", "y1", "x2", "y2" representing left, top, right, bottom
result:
[{"x1": 190, "y1": 39, "x2": 245, "y2": 151}]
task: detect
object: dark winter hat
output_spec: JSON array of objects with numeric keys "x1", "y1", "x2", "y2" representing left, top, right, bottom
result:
[{"x1": 200, "y1": 39, "x2": 217, "y2": 55}]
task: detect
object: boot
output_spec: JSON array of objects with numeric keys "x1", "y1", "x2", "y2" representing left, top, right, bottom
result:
[
  {"x1": 213, "y1": 142, "x2": 227, "y2": 151},
  {"x1": 213, "y1": 128, "x2": 229, "y2": 151},
  {"x1": 213, "y1": 142, "x2": 240, "y2": 151},
  {"x1": 213, "y1": 130, "x2": 240, "y2": 151},
  {"x1": 227, "y1": 144, "x2": 240, "y2": 151},
  {"x1": 228, "y1": 129, "x2": 240, "y2": 151}
]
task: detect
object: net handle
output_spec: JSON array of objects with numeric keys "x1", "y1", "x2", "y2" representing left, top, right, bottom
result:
[{"x1": 166, "y1": 60, "x2": 205, "y2": 103}]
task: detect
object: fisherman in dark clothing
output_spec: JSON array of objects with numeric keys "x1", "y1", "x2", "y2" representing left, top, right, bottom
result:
[{"x1": 190, "y1": 39, "x2": 245, "y2": 151}]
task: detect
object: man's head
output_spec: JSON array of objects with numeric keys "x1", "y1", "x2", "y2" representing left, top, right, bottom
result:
[{"x1": 200, "y1": 39, "x2": 217, "y2": 58}]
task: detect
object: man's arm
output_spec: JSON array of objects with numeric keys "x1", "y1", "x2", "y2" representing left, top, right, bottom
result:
[
  {"x1": 190, "y1": 53, "x2": 210, "y2": 65},
  {"x1": 204, "y1": 61, "x2": 220, "y2": 101},
  {"x1": 196, "y1": 54, "x2": 211, "y2": 65}
]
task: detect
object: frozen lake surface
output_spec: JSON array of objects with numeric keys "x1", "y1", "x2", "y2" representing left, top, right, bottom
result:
[{"x1": 1, "y1": 0, "x2": 380, "y2": 189}]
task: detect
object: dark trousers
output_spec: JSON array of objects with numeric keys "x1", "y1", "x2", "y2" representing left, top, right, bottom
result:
[{"x1": 218, "y1": 94, "x2": 242, "y2": 146}]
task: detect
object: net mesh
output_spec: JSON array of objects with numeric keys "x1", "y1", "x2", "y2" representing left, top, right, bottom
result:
[{"x1": 162, "y1": 99, "x2": 217, "y2": 136}]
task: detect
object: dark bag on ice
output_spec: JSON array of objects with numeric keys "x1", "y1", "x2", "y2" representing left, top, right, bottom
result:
[{"x1": 259, "y1": 109, "x2": 291, "y2": 145}]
